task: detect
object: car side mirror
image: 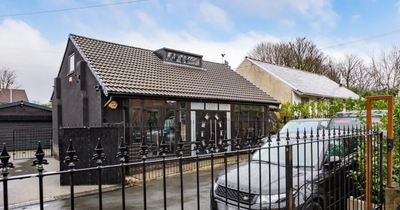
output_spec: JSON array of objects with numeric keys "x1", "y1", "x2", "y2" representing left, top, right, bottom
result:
[{"x1": 325, "y1": 156, "x2": 341, "y2": 167}]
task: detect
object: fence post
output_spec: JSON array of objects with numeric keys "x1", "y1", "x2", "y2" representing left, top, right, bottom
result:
[
  {"x1": 50, "y1": 137, "x2": 53, "y2": 157},
  {"x1": 64, "y1": 139, "x2": 79, "y2": 210},
  {"x1": 92, "y1": 138, "x2": 105, "y2": 210},
  {"x1": 116, "y1": 137, "x2": 128, "y2": 210},
  {"x1": 0, "y1": 143, "x2": 14, "y2": 210},
  {"x1": 285, "y1": 144, "x2": 293, "y2": 210},
  {"x1": 32, "y1": 141, "x2": 49, "y2": 210}
]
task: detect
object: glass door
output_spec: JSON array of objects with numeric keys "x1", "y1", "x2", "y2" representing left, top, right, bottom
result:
[
  {"x1": 144, "y1": 106, "x2": 178, "y2": 157},
  {"x1": 162, "y1": 108, "x2": 176, "y2": 155},
  {"x1": 145, "y1": 107, "x2": 160, "y2": 157}
]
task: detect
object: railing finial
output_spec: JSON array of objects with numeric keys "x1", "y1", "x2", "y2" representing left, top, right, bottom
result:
[
  {"x1": 0, "y1": 143, "x2": 14, "y2": 176},
  {"x1": 92, "y1": 138, "x2": 106, "y2": 166},
  {"x1": 116, "y1": 136, "x2": 128, "y2": 163},
  {"x1": 64, "y1": 139, "x2": 79, "y2": 169},
  {"x1": 32, "y1": 141, "x2": 48, "y2": 172}
]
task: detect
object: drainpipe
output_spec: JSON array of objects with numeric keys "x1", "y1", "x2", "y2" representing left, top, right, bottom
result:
[
  {"x1": 10, "y1": 89, "x2": 12, "y2": 102},
  {"x1": 103, "y1": 95, "x2": 114, "y2": 108}
]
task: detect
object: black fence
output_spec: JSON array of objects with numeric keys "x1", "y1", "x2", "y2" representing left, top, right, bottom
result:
[
  {"x1": 12, "y1": 129, "x2": 53, "y2": 160},
  {"x1": 0, "y1": 121, "x2": 387, "y2": 210}
]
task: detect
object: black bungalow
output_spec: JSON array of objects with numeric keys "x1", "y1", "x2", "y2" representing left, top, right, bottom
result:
[{"x1": 52, "y1": 34, "x2": 279, "y2": 184}]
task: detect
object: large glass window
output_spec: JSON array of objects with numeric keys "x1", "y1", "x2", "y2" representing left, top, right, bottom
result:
[
  {"x1": 180, "y1": 109, "x2": 186, "y2": 141},
  {"x1": 145, "y1": 108, "x2": 160, "y2": 157},
  {"x1": 130, "y1": 108, "x2": 141, "y2": 143},
  {"x1": 232, "y1": 105, "x2": 265, "y2": 139},
  {"x1": 163, "y1": 108, "x2": 176, "y2": 154},
  {"x1": 130, "y1": 99, "x2": 141, "y2": 108},
  {"x1": 128, "y1": 99, "x2": 142, "y2": 143},
  {"x1": 144, "y1": 99, "x2": 165, "y2": 106}
]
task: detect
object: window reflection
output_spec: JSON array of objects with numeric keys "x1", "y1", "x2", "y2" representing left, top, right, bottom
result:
[
  {"x1": 145, "y1": 109, "x2": 160, "y2": 157},
  {"x1": 163, "y1": 108, "x2": 176, "y2": 154},
  {"x1": 166, "y1": 51, "x2": 201, "y2": 66},
  {"x1": 180, "y1": 110, "x2": 186, "y2": 141},
  {"x1": 232, "y1": 105, "x2": 266, "y2": 140},
  {"x1": 130, "y1": 108, "x2": 141, "y2": 143},
  {"x1": 130, "y1": 99, "x2": 141, "y2": 108}
]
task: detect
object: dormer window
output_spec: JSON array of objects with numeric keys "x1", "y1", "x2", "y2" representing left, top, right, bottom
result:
[
  {"x1": 166, "y1": 51, "x2": 201, "y2": 66},
  {"x1": 154, "y1": 48, "x2": 203, "y2": 68}
]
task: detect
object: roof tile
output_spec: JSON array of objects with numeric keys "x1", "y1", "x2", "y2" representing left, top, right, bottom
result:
[
  {"x1": 249, "y1": 59, "x2": 359, "y2": 99},
  {"x1": 71, "y1": 35, "x2": 279, "y2": 105},
  {"x1": 0, "y1": 89, "x2": 29, "y2": 104}
]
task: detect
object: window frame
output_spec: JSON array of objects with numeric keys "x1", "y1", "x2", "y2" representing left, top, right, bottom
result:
[
  {"x1": 301, "y1": 97, "x2": 309, "y2": 105},
  {"x1": 68, "y1": 53, "x2": 75, "y2": 74},
  {"x1": 165, "y1": 51, "x2": 202, "y2": 67}
]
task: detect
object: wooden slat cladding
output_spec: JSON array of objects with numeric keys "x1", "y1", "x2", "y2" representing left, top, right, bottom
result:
[{"x1": 0, "y1": 122, "x2": 52, "y2": 149}]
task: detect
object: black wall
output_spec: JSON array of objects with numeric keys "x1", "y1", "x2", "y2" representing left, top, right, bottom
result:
[
  {"x1": 101, "y1": 96, "x2": 123, "y2": 125},
  {"x1": 59, "y1": 127, "x2": 122, "y2": 185},
  {"x1": 52, "y1": 39, "x2": 104, "y2": 158}
]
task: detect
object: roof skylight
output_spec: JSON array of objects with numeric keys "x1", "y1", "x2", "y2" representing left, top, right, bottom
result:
[{"x1": 154, "y1": 48, "x2": 203, "y2": 67}]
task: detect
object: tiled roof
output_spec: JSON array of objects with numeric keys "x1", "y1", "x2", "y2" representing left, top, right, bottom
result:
[
  {"x1": 0, "y1": 89, "x2": 29, "y2": 104},
  {"x1": 70, "y1": 34, "x2": 279, "y2": 105},
  {"x1": 248, "y1": 59, "x2": 359, "y2": 99}
]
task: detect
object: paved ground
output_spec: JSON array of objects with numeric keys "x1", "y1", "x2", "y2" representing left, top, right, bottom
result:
[
  {"x1": 12, "y1": 167, "x2": 222, "y2": 210},
  {"x1": 0, "y1": 157, "x2": 115, "y2": 209}
]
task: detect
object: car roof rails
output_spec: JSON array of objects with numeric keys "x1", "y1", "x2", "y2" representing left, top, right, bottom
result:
[{"x1": 333, "y1": 110, "x2": 387, "y2": 118}]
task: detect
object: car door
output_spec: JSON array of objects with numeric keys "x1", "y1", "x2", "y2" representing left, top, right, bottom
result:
[{"x1": 322, "y1": 139, "x2": 345, "y2": 210}]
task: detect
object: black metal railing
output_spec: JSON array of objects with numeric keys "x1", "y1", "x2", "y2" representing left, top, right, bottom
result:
[{"x1": 0, "y1": 119, "x2": 387, "y2": 210}]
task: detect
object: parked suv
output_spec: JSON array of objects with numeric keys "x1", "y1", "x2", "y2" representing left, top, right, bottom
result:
[
  {"x1": 328, "y1": 110, "x2": 385, "y2": 130},
  {"x1": 210, "y1": 132, "x2": 356, "y2": 210},
  {"x1": 264, "y1": 118, "x2": 329, "y2": 143},
  {"x1": 280, "y1": 118, "x2": 330, "y2": 132}
]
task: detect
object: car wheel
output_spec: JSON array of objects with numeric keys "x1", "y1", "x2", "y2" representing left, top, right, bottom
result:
[{"x1": 305, "y1": 201, "x2": 323, "y2": 210}]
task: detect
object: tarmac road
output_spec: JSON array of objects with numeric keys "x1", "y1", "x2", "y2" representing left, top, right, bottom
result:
[
  {"x1": 14, "y1": 167, "x2": 224, "y2": 210},
  {"x1": 0, "y1": 158, "x2": 112, "y2": 209}
]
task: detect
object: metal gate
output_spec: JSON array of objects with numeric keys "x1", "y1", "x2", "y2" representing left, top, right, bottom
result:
[{"x1": 12, "y1": 129, "x2": 53, "y2": 160}]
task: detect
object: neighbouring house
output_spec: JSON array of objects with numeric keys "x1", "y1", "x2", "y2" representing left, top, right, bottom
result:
[
  {"x1": 0, "y1": 101, "x2": 52, "y2": 152},
  {"x1": 236, "y1": 58, "x2": 359, "y2": 105},
  {"x1": 52, "y1": 34, "x2": 279, "y2": 184},
  {"x1": 0, "y1": 89, "x2": 29, "y2": 105}
]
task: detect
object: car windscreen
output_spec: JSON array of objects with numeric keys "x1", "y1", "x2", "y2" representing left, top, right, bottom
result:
[
  {"x1": 280, "y1": 121, "x2": 319, "y2": 132},
  {"x1": 252, "y1": 141, "x2": 323, "y2": 167},
  {"x1": 329, "y1": 117, "x2": 381, "y2": 129}
]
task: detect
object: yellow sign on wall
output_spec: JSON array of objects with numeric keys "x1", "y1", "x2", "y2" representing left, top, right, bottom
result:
[{"x1": 108, "y1": 100, "x2": 118, "y2": 109}]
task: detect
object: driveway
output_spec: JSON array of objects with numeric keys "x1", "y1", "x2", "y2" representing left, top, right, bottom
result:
[{"x1": 13, "y1": 167, "x2": 222, "y2": 210}]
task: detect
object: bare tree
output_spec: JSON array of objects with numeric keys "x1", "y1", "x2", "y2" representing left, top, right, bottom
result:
[
  {"x1": 0, "y1": 67, "x2": 18, "y2": 89},
  {"x1": 247, "y1": 37, "x2": 327, "y2": 74},
  {"x1": 369, "y1": 46, "x2": 400, "y2": 95},
  {"x1": 287, "y1": 37, "x2": 327, "y2": 74},
  {"x1": 352, "y1": 62, "x2": 373, "y2": 91},
  {"x1": 335, "y1": 54, "x2": 366, "y2": 88},
  {"x1": 322, "y1": 57, "x2": 340, "y2": 83},
  {"x1": 247, "y1": 42, "x2": 290, "y2": 66}
]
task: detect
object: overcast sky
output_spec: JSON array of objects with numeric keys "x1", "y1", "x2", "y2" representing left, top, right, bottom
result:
[{"x1": 0, "y1": 0, "x2": 399, "y2": 103}]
